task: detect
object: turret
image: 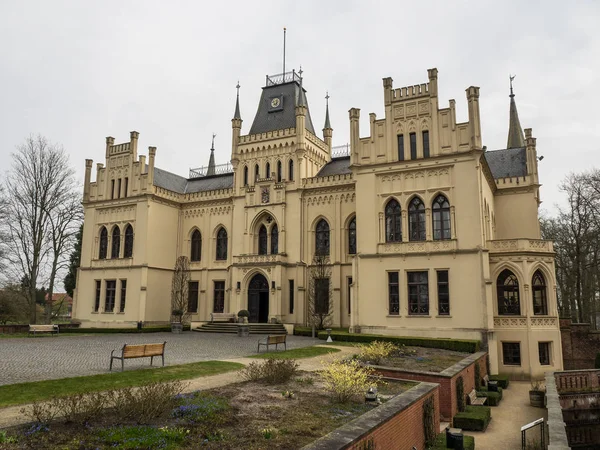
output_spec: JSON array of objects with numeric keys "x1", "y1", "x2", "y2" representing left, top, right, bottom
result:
[
  {"x1": 349, "y1": 107, "x2": 360, "y2": 165},
  {"x1": 466, "y1": 86, "x2": 482, "y2": 150},
  {"x1": 524, "y1": 128, "x2": 539, "y2": 184},
  {"x1": 148, "y1": 146, "x2": 156, "y2": 185},
  {"x1": 295, "y1": 69, "x2": 307, "y2": 154},
  {"x1": 207, "y1": 134, "x2": 216, "y2": 176},
  {"x1": 323, "y1": 92, "x2": 333, "y2": 152},
  {"x1": 83, "y1": 159, "x2": 93, "y2": 202},
  {"x1": 231, "y1": 82, "x2": 242, "y2": 162},
  {"x1": 507, "y1": 76, "x2": 525, "y2": 149}
]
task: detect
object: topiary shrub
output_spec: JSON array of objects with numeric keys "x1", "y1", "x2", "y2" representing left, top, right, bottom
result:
[
  {"x1": 456, "y1": 376, "x2": 465, "y2": 413},
  {"x1": 237, "y1": 310, "x2": 249, "y2": 318},
  {"x1": 595, "y1": 353, "x2": 600, "y2": 369},
  {"x1": 474, "y1": 362, "x2": 481, "y2": 391},
  {"x1": 489, "y1": 374, "x2": 510, "y2": 389},
  {"x1": 423, "y1": 396, "x2": 436, "y2": 447},
  {"x1": 428, "y1": 431, "x2": 475, "y2": 450},
  {"x1": 476, "y1": 389, "x2": 502, "y2": 406},
  {"x1": 453, "y1": 405, "x2": 491, "y2": 431}
]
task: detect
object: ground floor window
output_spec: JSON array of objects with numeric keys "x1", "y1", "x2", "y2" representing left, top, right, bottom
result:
[
  {"x1": 213, "y1": 281, "x2": 225, "y2": 313},
  {"x1": 188, "y1": 281, "x2": 199, "y2": 313},
  {"x1": 502, "y1": 342, "x2": 521, "y2": 366},
  {"x1": 437, "y1": 270, "x2": 449, "y2": 315},
  {"x1": 289, "y1": 280, "x2": 294, "y2": 314},
  {"x1": 119, "y1": 280, "x2": 127, "y2": 313},
  {"x1": 105, "y1": 280, "x2": 116, "y2": 312},
  {"x1": 539, "y1": 342, "x2": 551, "y2": 365},
  {"x1": 94, "y1": 280, "x2": 101, "y2": 312},
  {"x1": 408, "y1": 271, "x2": 429, "y2": 315},
  {"x1": 388, "y1": 272, "x2": 399, "y2": 315}
]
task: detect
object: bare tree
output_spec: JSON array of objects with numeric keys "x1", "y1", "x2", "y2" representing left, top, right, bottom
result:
[
  {"x1": 171, "y1": 256, "x2": 191, "y2": 324},
  {"x1": 0, "y1": 184, "x2": 9, "y2": 276},
  {"x1": 307, "y1": 254, "x2": 334, "y2": 330},
  {"x1": 3, "y1": 135, "x2": 80, "y2": 324}
]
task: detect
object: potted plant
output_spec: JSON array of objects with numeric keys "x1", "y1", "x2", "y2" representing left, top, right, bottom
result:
[
  {"x1": 529, "y1": 379, "x2": 545, "y2": 407},
  {"x1": 237, "y1": 310, "x2": 249, "y2": 324},
  {"x1": 171, "y1": 309, "x2": 184, "y2": 333}
]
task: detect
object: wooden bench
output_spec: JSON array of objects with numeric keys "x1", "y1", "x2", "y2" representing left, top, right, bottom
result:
[
  {"x1": 29, "y1": 324, "x2": 59, "y2": 336},
  {"x1": 210, "y1": 313, "x2": 237, "y2": 323},
  {"x1": 109, "y1": 341, "x2": 166, "y2": 371},
  {"x1": 257, "y1": 334, "x2": 287, "y2": 353},
  {"x1": 467, "y1": 389, "x2": 488, "y2": 406}
]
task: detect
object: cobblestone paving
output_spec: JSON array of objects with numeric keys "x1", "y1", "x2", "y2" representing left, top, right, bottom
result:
[{"x1": 0, "y1": 332, "x2": 321, "y2": 386}]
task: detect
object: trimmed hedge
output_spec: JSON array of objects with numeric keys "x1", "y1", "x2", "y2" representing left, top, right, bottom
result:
[
  {"x1": 453, "y1": 405, "x2": 491, "y2": 431},
  {"x1": 60, "y1": 325, "x2": 191, "y2": 334},
  {"x1": 476, "y1": 388, "x2": 503, "y2": 406},
  {"x1": 428, "y1": 431, "x2": 475, "y2": 450},
  {"x1": 489, "y1": 374, "x2": 510, "y2": 389},
  {"x1": 595, "y1": 353, "x2": 600, "y2": 369},
  {"x1": 308, "y1": 330, "x2": 480, "y2": 353}
]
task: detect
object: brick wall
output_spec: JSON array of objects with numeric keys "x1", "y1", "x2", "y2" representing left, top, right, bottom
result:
[
  {"x1": 303, "y1": 383, "x2": 440, "y2": 450},
  {"x1": 560, "y1": 319, "x2": 600, "y2": 369},
  {"x1": 373, "y1": 352, "x2": 487, "y2": 421}
]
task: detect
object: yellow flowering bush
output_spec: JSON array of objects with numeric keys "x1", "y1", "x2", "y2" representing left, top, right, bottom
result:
[
  {"x1": 320, "y1": 359, "x2": 377, "y2": 402},
  {"x1": 357, "y1": 340, "x2": 397, "y2": 365}
]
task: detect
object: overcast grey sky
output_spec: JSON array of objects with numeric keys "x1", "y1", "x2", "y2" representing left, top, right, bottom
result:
[{"x1": 1, "y1": 1, "x2": 598, "y2": 216}]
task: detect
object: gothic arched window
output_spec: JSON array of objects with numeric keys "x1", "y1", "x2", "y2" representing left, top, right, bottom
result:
[
  {"x1": 216, "y1": 228, "x2": 228, "y2": 260},
  {"x1": 532, "y1": 270, "x2": 548, "y2": 315},
  {"x1": 243, "y1": 166, "x2": 248, "y2": 186},
  {"x1": 432, "y1": 194, "x2": 451, "y2": 240},
  {"x1": 385, "y1": 199, "x2": 401, "y2": 242},
  {"x1": 258, "y1": 225, "x2": 268, "y2": 255},
  {"x1": 111, "y1": 226, "x2": 120, "y2": 259},
  {"x1": 124, "y1": 224, "x2": 134, "y2": 258},
  {"x1": 277, "y1": 160, "x2": 282, "y2": 183},
  {"x1": 254, "y1": 164, "x2": 260, "y2": 182},
  {"x1": 271, "y1": 224, "x2": 279, "y2": 254},
  {"x1": 315, "y1": 219, "x2": 330, "y2": 256},
  {"x1": 348, "y1": 216, "x2": 357, "y2": 254},
  {"x1": 288, "y1": 159, "x2": 294, "y2": 181},
  {"x1": 99, "y1": 226, "x2": 108, "y2": 259},
  {"x1": 408, "y1": 197, "x2": 426, "y2": 241},
  {"x1": 265, "y1": 162, "x2": 271, "y2": 179},
  {"x1": 497, "y1": 269, "x2": 520, "y2": 315},
  {"x1": 191, "y1": 230, "x2": 202, "y2": 261}
]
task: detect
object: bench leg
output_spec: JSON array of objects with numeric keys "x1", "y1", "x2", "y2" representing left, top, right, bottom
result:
[
  {"x1": 162, "y1": 354, "x2": 165, "y2": 367},
  {"x1": 150, "y1": 355, "x2": 154, "y2": 366},
  {"x1": 109, "y1": 357, "x2": 113, "y2": 371},
  {"x1": 122, "y1": 358, "x2": 124, "y2": 372}
]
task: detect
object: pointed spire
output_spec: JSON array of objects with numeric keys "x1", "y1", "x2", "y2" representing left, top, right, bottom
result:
[
  {"x1": 207, "y1": 133, "x2": 216, "y2": 176},
  {"x1": 233, "y1": 81, "x2": 241, "y2": 120},
  {"x1": 324, "y1": 91, "x2": 331, "y2": 129},
  {"x1": 507, "y1": 74, "x2": 525, "y2": 149},
  {"x1": 297, "y1": 66, "x2": 306, "y2": 107}
]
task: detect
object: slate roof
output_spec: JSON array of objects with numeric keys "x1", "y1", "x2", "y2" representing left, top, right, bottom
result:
[
  {"x1": 153, "y1": 167, "x2": 233, "y2": 194},
  {"x1": 484, "y1": 147, "x2": 528, "y2": 179},
  {"x1": 316, "y1": 156, "x2": 352, "y2": 177},
  {"x1": 249, "y1": 81, "x2": 316, "y2": 135}
]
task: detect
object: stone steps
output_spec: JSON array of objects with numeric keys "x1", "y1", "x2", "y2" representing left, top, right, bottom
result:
[{"x1": 193, "y1": 323, "x2": 287, "y2": 335}]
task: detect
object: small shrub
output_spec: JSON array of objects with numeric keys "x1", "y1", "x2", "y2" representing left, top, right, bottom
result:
[
  {"x1": 530, "y1": 379, "x2": 545, "y2": 392},
  {"x1": 320, "y1": 359, "x2": 377, "y2": 403},
  {"x1": 453, "y1": 405, "x2": 491, "y2": 431},
  {"x1": 295, "y1": 376, "x2": 315, "y2": 385},
  {"x1": 262, "y1": 427, "x2": 275, "y2": 439},
  {"x1": 357, "y1": 340, "x2": 397, "y2": 365},
  {"x1": 489, "y1": 374, "x2": 510, "y2": 389},
  {"x1": 456, "y1": 376, "x2": 465, "y2": 413},
  {"x1": 96, "y1": 425, "x2": 189, "y2": 450},
  {"x1": 112, "y1": 381, "x2": 186, "y2": 423},
  {"x1": 237, "y1": 309, "x2": 250, "y2": 318},
  {"x1": 54, "y1": 391, "x2": 108, "y2": 424},
  {"x1": 240, "y1": 358, "x2": 299, "y2": 384},
  {"x1": 428, "y1": 431, "x2": 475, "y2": 450},
  {"x1": 21, "y1": 401, "x2": 58, "y2": 424},
  {"x1": 0, "y1": 431, "x2": 18, "y2": 444}
]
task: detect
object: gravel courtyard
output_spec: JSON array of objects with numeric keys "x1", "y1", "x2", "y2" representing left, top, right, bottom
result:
[{"x1": 0, "y1": 332, "x2": 321, "y2": 385}]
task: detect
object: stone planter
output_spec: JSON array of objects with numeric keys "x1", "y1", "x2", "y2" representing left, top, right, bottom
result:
[
  {"x1": 237, "y1": 325, "x2": 250, "y2": 337},
  {"x1": 171, "y1": 323, "x2": 183, "y2": 334},
  {"x1": 529, "y1": 390, "x2": 545, "y2": 408}
]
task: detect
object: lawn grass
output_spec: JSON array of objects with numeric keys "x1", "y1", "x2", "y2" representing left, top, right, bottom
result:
[
  {"x1": 250, "y1": 346, "x2": 341, "y2": 359},
  {"x1": 0, "y1": 360, "x2": 243, "y2": 408}
]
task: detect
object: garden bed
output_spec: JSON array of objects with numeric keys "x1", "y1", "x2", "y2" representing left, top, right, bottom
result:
[
  {"x1": 2, "y1": 372, "x2": 416, "y2": 449},
  {"x1": 375, "y1": 346, "x2": 470, "y2": 373}
]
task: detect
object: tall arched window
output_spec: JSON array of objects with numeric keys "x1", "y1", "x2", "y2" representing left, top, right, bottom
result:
[
  {"x1": 277, "y1": 160, "x2": 282, "y2": 183},
  {"x1": 191, "y1": 230, "x2": 202, "y2": 261},
  {"x1": 385, "y1": 199, "x2": 402, "y2": 242},
  {"x1": 99, "y1": 226, "x2": 108, "y2": 259},
  {"x1": 408, "y1": 197, "x2": 426, "y2": 241},
  {"x1": 348, "y1": 216, "x2": 357, "y2": 254},
  {"x1": 255, "y1": 164, "x2": 260, "y2": 182},
  {"x1": 111, "y1": 226, "x2": 120, "y2": 259},
  {"x1": 265, "y1": 162, "x2": 271, "y2": 179},
  {"x1": 124, "y1": 224, "x2": 134, "y2": 258},
  {"x1": 216, "y1": 228, "x2": 228, "y2": 260},
  {"x1": 315, "y1": 219, "x2": 330, "y2": 256},
  {"x1": 243, "y1": 166, "x2": 248, "y2": 186},
  {"x1": 288, "y1": 159, "x2": 294, "y2": 181},
  {"x1": 497, "y1": 269, "x2": 520, "y2": 315},
  {"x1": 432, "y1": 194, "x2": 451, "y2": 240},
  {"x1": 532, "y1": 270, "x2": 548, "y2": 315},
  {"x1": 258, "y1": 225, "x2": 268, "y2": 255},
  {"x1": 271, "y1": 224, "x2": 279, "y2": 254}
]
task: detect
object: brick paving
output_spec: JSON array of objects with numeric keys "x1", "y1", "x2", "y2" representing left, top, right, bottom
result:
[{"x1": 0, "y1": 332, "x2": 321, "y2": 386}]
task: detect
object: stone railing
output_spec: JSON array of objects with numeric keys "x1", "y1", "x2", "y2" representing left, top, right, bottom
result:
[
  {"x1": 233, "y1": 254, "x2": 285, "y2": 265},
  {"x1": 493, "y1": 316, "x2": 558, "y2": 329},
  {"x1": 90, "y1": 258, "x2": 134, "y2": 269},
  {"x1": 555, "y1": 369, "x2": 600, "y2": 393},
  {"x1": 378, "y1": 239, "x2": 457, "y2": 255},
  {"x1": 487, "y1": 239, "x2": 554, "y2": 254}
]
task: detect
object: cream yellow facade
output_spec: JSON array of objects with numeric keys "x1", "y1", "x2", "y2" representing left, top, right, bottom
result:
[{"x1": 73, "y1": 68, "x2": 563, "y2": 378}]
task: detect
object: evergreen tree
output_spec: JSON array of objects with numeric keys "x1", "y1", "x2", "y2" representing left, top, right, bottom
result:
[{"x1": 64, "y1": 225, "x2": 83, "y2": 298}]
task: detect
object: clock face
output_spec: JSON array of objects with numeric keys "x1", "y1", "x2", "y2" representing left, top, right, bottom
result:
[{"x1": 270, "y1": 97, "x2": 281, "y2": 108}]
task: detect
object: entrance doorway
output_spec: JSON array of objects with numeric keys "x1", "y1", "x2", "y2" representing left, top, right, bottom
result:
[{"x1": 248, "y1": 273, "x2": 269, "y2": 323}]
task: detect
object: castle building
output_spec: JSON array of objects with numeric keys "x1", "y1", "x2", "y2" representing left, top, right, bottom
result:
[{"x1": 73, "y1": 68, "x2": 563, "y2": 378}]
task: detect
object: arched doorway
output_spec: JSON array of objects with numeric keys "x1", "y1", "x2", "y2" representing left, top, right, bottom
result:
[{"x1": 248, "y1": 273, "x2": 269, "y2": 323}]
